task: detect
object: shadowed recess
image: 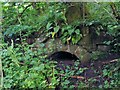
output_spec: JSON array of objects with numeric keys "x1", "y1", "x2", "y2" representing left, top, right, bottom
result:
[{"x1": 48, "y1": 51, "x2": 79, "y2": 61}]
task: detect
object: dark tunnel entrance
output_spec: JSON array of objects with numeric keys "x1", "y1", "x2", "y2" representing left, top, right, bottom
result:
[
  {"x1": 48, "y1": 51, "x2": 79, "y2": 71},
  {"x1": 48, "y1": 51, "x2": 79, "y2": 61}
]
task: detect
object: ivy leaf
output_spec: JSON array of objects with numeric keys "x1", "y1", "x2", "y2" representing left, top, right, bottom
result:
[
  {"x1": 54, "y1": 26, "x2": 60, "y2": 33},
  {"x1": 103, "y1": 41, "x2": 111, "y2": 45},
  {"x1": 34, "y1": 64, "x2": 45, "y2": 71},
  {"x1": 46, "y1": 22, "x2": 52, "y2": 30},
  {"x1": 63, "y1": 80, "x2": 70, "y2": 85},
  {"x1": 75, "y1": 29, "x2": 80, "y2": 34},
  {"x1": 72, "y1": 35, "x2": 81, "y2": 44},
  {"x1": 72, "y1": 37, "x2": 76, "y2": 44},
  {"x1": 103, "y1": 69, "x2": 108, "y2": 76},
  {"x1": 39, "y1": 64, "x2": 45, "y2": 71},
  {"x1": 68, "y1": 29, "x2": 74, "y2": 35}
]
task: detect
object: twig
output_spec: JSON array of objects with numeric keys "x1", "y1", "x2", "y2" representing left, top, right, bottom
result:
[
  {"x1": 102, "y1": 59, "x2": 118, "y2": 64},
  {"x1": 58, "y1": 74, "x2": 85, "y2": 80}
]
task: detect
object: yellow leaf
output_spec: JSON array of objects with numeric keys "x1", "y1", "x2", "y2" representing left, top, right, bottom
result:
[{"x1": 52, "y1": 32, "x2": 56, "y2": 38}]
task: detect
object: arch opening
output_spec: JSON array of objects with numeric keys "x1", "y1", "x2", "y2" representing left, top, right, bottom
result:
[{"x1": 48, "y1": 51, "x2": 79, "y2": 61}]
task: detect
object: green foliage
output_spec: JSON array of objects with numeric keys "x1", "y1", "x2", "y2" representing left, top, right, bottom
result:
[
  {"x1": 107, "y1": 24, "x2": 120, "y2": 52},
  {"x1": 91, "y1": 51, "x2": 106, "y2": 60},
  {"x1": 87, "y1": 3, "x2": 118, "y2": 25},
  {"x1": 1, "y1": 2, "x2": 120, "y2": 89},
  {"x1": 2, "y1": 2, "x2": 82, "y2": 45},
  {"x1": 61, "y1": 25, "x2": 82, "y2": 44},
  {"x1": 4, "y1": 25, "x2": 33, "y2": 38},
  {"x1": 1, "y1": 42, "x2": 59, "y2": 89},
  {"x1": 102, "y1": 60, "x2": 120, "y2": 88},
  {"x1": 56, "y1": 60, "x2": 88, "y2": 88}
]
